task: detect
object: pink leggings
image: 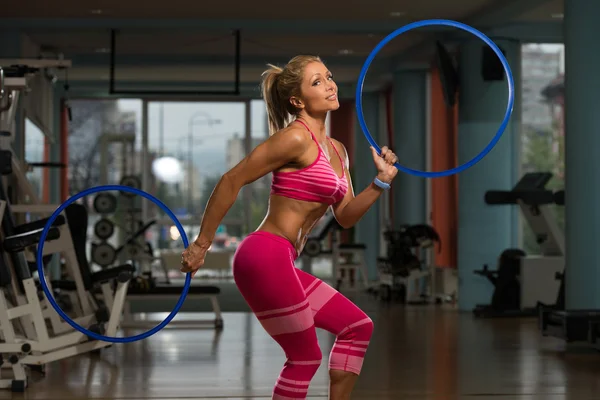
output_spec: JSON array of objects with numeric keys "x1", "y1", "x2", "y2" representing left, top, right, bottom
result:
[{"x1": 232, "y1": 231, "x2": 374, "y2": 399}]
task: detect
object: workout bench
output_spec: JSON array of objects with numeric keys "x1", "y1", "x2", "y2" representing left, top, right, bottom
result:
[{"x1": 120, "y1": 249, "x2": 225, "y2": 330}]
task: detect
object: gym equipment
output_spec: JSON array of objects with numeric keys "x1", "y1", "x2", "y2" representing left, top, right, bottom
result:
[
  {"x1": 93, "y1": 193, "x2": 118, "y2": 214},
  {"x1": 537, "y1": 189, "x2": 600, "y2": 347},
  {"x1": 473, "y1": 248, "x2": 526, "y2": 313},
  {"x1": 474, "y1": 172, "x2": 564, "y2": 318},
  {"x1": 51, "y1": 197, "x2": 224, "y2": 331},
  {"x1": 0, "y1": 193, "x2": 132, "y2": 391},
  {"x1": 299, "y1": 211, "x2": 373, "y2": 292},
  {"x1": 91, "y1": 242, "x2": 117, "y2": 267},
  {"x1": 119, "y1": 175, "x2": 141, "y2": 197},
  {"x1": 355, "y1": 19, "x2": 514, "y2": 178},
  {"x1": 37, "y1": 184, "x2": 192, "y2": 343},
  {"x1": 377, "y1": 224, "x2": 442, "y2": 303},
  {"x1": 93, "y1": 218, "x2": 115, "y2": 239},
  {"x1": 46, "y1": 200, "x2": 224, "y2": 330}
]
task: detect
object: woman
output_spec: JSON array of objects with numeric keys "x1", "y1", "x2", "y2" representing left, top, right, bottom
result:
[{"x1": 181, "y1": 55, "x2": 399, "y2": 399}]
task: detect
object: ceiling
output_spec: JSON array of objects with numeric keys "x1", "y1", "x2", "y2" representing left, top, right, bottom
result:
[
  {"x1": 0, "y1": 0, "x2": 565, "y2": 95},
  {"x1": 0, "y1": 0, "x2": 494, "y2": 19}
]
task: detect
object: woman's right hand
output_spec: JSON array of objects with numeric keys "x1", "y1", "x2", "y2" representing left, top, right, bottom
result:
[{"x1": 181, "y1": 241, "x2": 210, "y2": 277}]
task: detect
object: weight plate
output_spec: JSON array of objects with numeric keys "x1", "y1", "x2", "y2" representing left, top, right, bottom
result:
[
  {"x1": 91, "y1": 243, "x2": 117, "y2": 267},
  {"x1": 93, "y1": 193, "x2": 117, "y2": 214},
  {"x1": 303, "y1": 239, "x2": 321, "y2": 258},
  {"x1": 119, "y1": 175, "x2": 141, "y2": 198},
  {"x1": 94, "y1": 218, "x2": 115, "y2": 240}
]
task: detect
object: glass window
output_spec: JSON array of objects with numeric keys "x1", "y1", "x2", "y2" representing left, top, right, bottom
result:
[
  {"x1": 67, "y1": 99, "x2": 143, "y2": 194},
  {"x1": 520, "y1": 44, "x2": 565, "y2": 254},
  {"x1": 24, "y1": 118, "x2": 46, "y2": 200},
  {"x1": 146, "y1": 101, "x2": 248, "y2": 281}
]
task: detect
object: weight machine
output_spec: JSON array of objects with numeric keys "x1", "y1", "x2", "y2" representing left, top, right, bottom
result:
[
  {"x1": 376, "y1": 224, "x2": 443, "y2": 304},
  {"x1": 473, "y1": 172, "x2": 564, "y2": 318},
  {"x1": 301, "y1": 211, "x2": 373, "y2": 292},
  {"x1": 537, "y1": 189, "x2": 600, "y2": 348}
]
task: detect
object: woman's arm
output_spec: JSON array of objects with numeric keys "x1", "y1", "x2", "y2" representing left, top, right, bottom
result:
[
  {"x1": 193, "y1": 127, "x2": 309, "y2": 247},
  {"x1": 330, "y1": 140, "x2": 397, "y2": 229}
]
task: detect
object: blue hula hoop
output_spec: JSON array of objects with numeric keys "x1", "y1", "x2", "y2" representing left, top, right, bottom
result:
[
  {"x1": 355, "y1": 19, "x2": 514, "y2": 178},
  {"x1": 36, "y1": 184, "x2": 192, "y2": 343}
]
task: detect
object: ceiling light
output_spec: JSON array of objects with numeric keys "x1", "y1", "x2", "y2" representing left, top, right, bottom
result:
[
  {"x1": 338, "y1": 49, "x2": 354, "y2": 55},
  {"x1": 551, "y1": 13, "x2": 564, "y2": 19},
  {"x1": 90, "y1": 9, "x2": 103, "y2": 14},
  {"x1": 390, "y1": 11, "x2": 405, "y2": 17},
  {"x1": 95, "y1": 48, "x2": 110, "y2": 53}
]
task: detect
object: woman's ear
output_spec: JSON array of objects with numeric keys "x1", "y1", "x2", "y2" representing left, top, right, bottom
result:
[{"x1": 290, "y1": 96, "x2": 304, "y2": 110}]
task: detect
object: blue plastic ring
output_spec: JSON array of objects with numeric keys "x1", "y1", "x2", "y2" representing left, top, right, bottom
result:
[
  {"x1": 355, "y1": 19, "x2": 515, "y2": 178},
  {"x1": 36, "y1": 184, "x2": 191, "y2": 343}
]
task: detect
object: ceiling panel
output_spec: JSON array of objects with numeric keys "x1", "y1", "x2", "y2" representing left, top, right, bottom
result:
[
  {"x1": 513, "y1": 0, "x2": 563, "y2": 21},
  {"x1": 25, "y1": 30, "x2": 419, "y2": 58},
  {"x1": 69, "y1": 64, "x2": 366, "y2": 83},
  {"x1": 0, "y1": 0, "x2": 493, "y2": 20}
]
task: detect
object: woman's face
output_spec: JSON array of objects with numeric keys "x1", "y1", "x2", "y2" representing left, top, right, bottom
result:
[{"x1": 295, "y1": 61, "x2": 339, "y2": 114}]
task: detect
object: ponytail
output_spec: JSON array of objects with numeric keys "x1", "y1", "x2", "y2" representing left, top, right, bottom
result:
[{"x1": 261, "y1": 64, "x2": 290, "y2": 136}]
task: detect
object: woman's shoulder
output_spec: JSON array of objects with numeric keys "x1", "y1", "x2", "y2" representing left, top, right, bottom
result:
[{"x1": 271, "y1": 124, "x2": 313, "y2": 146}]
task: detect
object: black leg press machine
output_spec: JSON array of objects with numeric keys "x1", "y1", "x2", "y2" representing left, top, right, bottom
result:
[{"x1": 473, "y1": 172, "x2": 565, "y2": 318}]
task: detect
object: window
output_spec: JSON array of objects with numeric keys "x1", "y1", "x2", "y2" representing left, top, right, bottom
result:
[
  {"x1": 67, "y1": 99, "x2": 143, "y2": 194},
  {"x1": 24, "y1": 118, "x2": 46, "y2": 200},
  {"x1": 145, "y1": 101, "x2": 247, "y2": 270},
  {"x1": 520, "y1": 44, "x2": 565, "y2": 254}
]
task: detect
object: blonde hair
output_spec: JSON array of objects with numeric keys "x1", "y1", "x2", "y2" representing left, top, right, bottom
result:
[{"x1": 261, "y1": 55, "x2": 323, "y2": 136}]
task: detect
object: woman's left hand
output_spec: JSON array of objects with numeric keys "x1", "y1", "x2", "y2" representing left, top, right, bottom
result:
[{"x1": 370, "y1": 146, "x2": 399, "y2": 184}]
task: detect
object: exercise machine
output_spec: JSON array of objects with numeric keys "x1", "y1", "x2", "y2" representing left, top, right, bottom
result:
[
  {"x1": 301, "y1": 211, "x2": 372, "y2": 292},
  {"x1": 0, "y1": 181, "x2": 133, "y2": 392},
  {"x1": 376, "y1": 224, "x2": 443, "y2": 303},
  {"x1": 474, "y1": 172, "x2": 564, "y2": 318},
  {"x1": 537, "y1": 189, "x2": 600, "y2": 347},
  {"x1": 0, "y1": 61, "x2": 224, "y2": 332}
]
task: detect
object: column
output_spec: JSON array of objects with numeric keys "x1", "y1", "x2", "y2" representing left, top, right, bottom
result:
[
  {"x1": 329, "y1": 99, "x2": 355, "y2": 244},
  {"x1": 564, "y1": 1, "x2": 600, "y2": 309},
  {"x1": 456, "y1": 39, "x2": 521, "y2": 311},
  {"x1": 392, "y1": 69, "x2": 427, "y2": 226},
  {"x1": 354, "y1": 92, "x2": 381, "y2": 281}
]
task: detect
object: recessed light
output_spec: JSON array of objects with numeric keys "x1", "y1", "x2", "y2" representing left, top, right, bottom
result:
[
  {"x1": 95, "y1": 48, "x2": 110, "y2": 53},
  {"x1": 390, "y1": 11, "x2": 405, "y2": 17},
  {"x1": 551, "y1": 13, "x2": 564, "y2": 19},
  {"x1": 338, "y1": 49, "x2": 354, "y2": 55},
  {"x1": 90, "y1": 9, "x2": 103, "y2": 14}
]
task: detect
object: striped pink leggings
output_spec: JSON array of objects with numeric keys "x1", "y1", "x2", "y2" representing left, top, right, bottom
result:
[{"x1": 232, "y1": 231, "x2": 374, "y2": 399}]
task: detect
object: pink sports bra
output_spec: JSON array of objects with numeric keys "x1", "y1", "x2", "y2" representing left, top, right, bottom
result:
[{"x1": 270, "y1": 120, "x2": 348, "y2": 205}]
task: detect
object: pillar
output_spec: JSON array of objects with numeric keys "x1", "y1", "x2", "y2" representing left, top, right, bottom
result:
[
  {"x1": 329, "y1": 99, "x2": 355, "y2": 244},
  {"x1": 329, "y1": 99, "x2": 355, "y2": 166},
  {"x1": 354, "y1": 92, "x2": 381, "y2": 281},
  {"x1": 564, "y1": 1, "x2": 600, "y2": 309},
  {"x1": 457, "y1": 39, "x2": 521, "y2": 311},
  {"x1": 392, "y1": 69, "x2": 427, "y2": 226}
]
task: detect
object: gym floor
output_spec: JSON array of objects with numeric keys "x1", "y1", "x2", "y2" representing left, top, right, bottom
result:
[{"x1": 5, "y1": 294, "x2": 598, "y2": 400}]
